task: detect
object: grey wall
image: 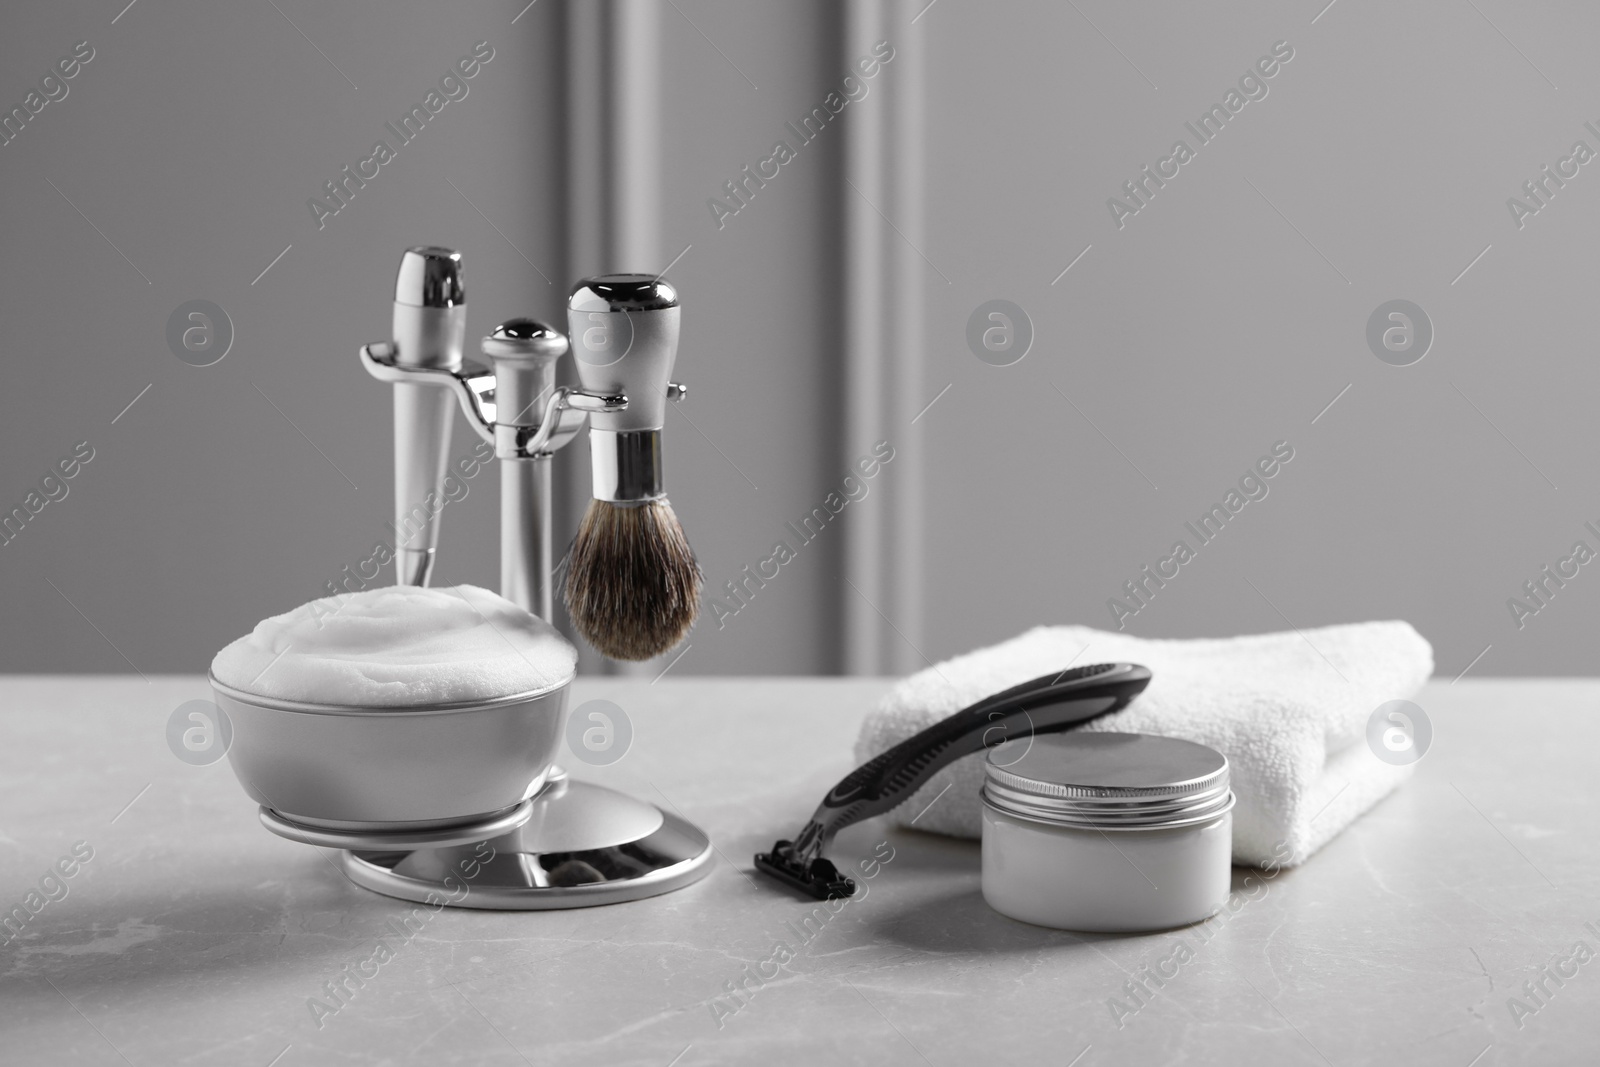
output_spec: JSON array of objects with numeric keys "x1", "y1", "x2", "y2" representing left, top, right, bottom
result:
[
  {"x1": 0, "y1": 0, "x2": 561, "y2": 673},
  {"x1": 3, "y1": 0, "x2": 1597, "y2": 679},
  {"x1": 915, "y1": 0, "x2": 1600, "y2": 680}
]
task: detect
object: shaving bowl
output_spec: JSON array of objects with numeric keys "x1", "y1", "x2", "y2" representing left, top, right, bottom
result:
[{"x1": 209, "y1": 673, "x2": 571, "y2": 832}]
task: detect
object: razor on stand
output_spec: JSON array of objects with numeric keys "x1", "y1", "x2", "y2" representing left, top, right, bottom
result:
[{"x1": 342, "y1": 248, "x2": 714, "y2": 909}]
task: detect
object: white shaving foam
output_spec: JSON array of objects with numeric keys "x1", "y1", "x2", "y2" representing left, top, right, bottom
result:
[{"x1": 210, "y1": 584, "x2": 577, "y2": 707}]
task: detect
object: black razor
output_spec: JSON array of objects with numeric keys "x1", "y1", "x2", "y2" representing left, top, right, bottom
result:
[{"x1": 754, "y1": 662, "x2": 1152, "y2": 900}]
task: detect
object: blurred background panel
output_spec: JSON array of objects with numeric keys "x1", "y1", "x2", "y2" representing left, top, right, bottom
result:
[{"x1": 2, "y1": 0, "x2": 1595, "y2": 677}]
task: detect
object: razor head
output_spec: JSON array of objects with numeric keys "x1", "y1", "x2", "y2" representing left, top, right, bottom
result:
[{"x1": 754, "y1": 840, "x2": 857, "y2": 901}]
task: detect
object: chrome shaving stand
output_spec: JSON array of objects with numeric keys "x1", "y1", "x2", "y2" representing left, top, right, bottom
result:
[{"x1": 310, "y1": 251, "x2": 714, "y2": 909}]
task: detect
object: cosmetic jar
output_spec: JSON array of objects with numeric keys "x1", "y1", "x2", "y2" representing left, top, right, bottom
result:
[{"x1": 980, "y1": 732, "x2": 1234, "y2": 932}]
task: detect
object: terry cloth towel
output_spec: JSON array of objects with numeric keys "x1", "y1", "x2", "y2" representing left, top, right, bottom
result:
[{"x1": 853, "y1": 622, "x2": 1434, "y2": 867}]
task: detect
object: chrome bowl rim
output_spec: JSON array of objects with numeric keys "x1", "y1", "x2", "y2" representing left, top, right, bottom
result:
[{"x1": 208, "y1": 671, "x2": 573, "y2": 716}]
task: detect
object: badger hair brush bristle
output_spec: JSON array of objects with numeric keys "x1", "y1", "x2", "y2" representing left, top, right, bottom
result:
[{"x1": 563, "y1": 497, "x2": 703, "y2": 661}]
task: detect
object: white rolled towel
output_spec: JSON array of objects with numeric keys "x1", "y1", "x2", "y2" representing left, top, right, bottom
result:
[{"x1": 853, "y1": 622, "x2": 1434, "y2": 867}]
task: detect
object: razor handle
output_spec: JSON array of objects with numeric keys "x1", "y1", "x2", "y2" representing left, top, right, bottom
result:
[{"x1": 755, "y1": 662, "x2": 1152, "y2": 899}]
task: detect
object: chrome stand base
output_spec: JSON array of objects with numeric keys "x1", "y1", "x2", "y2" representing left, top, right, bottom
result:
[{"x1": 339, "y1": 774, "x2": 715, "y2": 910}]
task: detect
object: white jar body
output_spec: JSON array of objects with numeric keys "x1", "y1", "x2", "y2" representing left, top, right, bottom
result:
[{"x1": 981, "y1": 803, "x2": 1232, "y2": 932}]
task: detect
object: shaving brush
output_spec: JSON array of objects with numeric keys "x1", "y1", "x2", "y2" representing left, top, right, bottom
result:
[{"x1": 564, "y1": 275, "x2": 702, "y2": 660}]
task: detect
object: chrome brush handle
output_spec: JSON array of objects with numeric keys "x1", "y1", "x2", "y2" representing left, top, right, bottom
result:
[{"x1": 567, "y1": 275, "x2": 686, "y2": 503}]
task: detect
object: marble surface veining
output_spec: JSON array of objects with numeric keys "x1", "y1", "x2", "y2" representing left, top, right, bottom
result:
[{"x1": 0, "y1": 676, "x2": 1596, "y2": 1065}]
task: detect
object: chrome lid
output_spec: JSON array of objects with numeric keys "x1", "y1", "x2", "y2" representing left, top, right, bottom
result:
[
  {"x1": 983, "y1": 732, "x2": 1233, "y2": 831},
  {"x1": 395, "y1": 246, "x2": 465, "y2": 308}
]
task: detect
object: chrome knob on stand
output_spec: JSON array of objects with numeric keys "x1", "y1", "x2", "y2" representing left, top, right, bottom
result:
[{"x1": 481, "y1": 319, "x2": 577, "y2": 622}]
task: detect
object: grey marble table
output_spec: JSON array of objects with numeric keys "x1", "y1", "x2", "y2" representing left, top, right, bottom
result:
[{"x1": 1, "y1": 676, "x2": 1596, "y2": 1066}]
